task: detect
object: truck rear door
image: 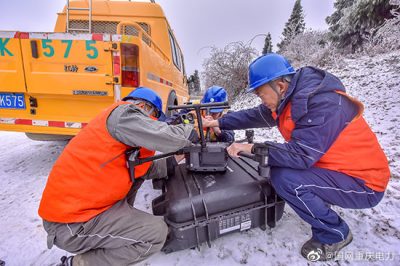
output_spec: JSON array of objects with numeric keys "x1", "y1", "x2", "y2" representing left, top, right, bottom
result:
[{"x1": 19, "y1": 33, "x2": 114, "y2": 97}]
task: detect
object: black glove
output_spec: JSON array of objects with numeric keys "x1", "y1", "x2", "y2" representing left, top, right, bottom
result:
[
  {"x1": 188, "y1": 129, "x2": 200, "y2": 143},
  {"x1": 165, "y1": 114, "x2": 181, "y2": 125}
]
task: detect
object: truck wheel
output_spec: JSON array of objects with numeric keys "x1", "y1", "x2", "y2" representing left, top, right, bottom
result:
[
  {"x1": 165, "y1": 90, "x2": 178, "y2": 117},
  {"x1": 25, "y1": 133, "x2": 73, "y2": 141}
]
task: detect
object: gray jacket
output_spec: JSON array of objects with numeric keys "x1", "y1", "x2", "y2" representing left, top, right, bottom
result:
[{"x1": 106, "y1": 104, "x2": 193, "y2": 179}]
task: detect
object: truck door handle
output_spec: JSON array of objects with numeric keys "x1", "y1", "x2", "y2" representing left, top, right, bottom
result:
[{"x1": 30, "y1": 40, "x2": 39, "y2": 59}]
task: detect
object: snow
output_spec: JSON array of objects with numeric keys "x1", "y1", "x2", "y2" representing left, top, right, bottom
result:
[{"x1": 1, "y1": 51, "x2": 400, "y2": 265}]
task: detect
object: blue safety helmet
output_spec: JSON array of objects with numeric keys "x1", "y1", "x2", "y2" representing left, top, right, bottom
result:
[
  {"x1": 122, "y1": 87, "x2": 165, "y2": 121},
  {"x1": 201, "y1": 86, "x2": 228, "y2": 113},
  {"x1": 247, "y1": 53, "x2": 296, "y2": 92}
]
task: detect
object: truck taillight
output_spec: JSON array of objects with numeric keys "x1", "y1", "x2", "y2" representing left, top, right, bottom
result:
[{"x1": 121, "y1": 44, "x2": 139, "y2": 87}]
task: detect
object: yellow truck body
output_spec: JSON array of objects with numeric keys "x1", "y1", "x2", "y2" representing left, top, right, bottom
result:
[{"x1": 0, "y1": 0, "x2": 188, "y2": 138}]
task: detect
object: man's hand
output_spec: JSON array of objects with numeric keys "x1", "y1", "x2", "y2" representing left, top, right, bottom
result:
[
  {"x1": 227, "y1": 143, "x2": 254, "y2": 157},
  {"x1": 203, "y1": 115, "x2": 222, "y2": 135},
  {"x1": 202, "y1": 116, "x2": 219, "y2": 128}
]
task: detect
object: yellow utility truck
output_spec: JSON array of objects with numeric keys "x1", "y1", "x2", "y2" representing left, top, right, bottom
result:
[{"x1": 0, "y1": 0, "x2": 188, "y2": 140}]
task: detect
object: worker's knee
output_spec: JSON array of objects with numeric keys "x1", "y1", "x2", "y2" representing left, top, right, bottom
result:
[
  {"x1": 156, "y1": 217, "x2": 168, "y2": 245},
  {"x1": 138, "y1": 216, "x2": 168, "y2": 257},
  {"x1": 147, "y1": 216, "x2": 168, "y2": 246},
  {"x1": 270, "y1": 167, "x2": 302, "y2": 195}
]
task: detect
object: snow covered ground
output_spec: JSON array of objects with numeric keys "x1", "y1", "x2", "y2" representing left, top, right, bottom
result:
[{"x1": 0, "y1": 51, "x2": 399, "y2": 266}]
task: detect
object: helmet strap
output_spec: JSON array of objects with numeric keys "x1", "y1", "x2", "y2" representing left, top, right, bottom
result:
[{"x1": 269, "y1": 81, "x2": 283, "y2": 107}]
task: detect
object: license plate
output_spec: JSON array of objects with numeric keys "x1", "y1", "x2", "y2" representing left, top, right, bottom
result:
[{"x1": 0, "y1": 93, "x2": 26, "y2": 109}]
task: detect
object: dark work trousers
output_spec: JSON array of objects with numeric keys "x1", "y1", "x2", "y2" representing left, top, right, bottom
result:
[
  {"x1": 270, "y1": 167, "x2": 384, "y2": 244},
  {"x1": 43, "y1": 178, "x2": 168, "y2": 266}
]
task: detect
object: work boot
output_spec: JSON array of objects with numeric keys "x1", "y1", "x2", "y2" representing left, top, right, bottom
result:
[
  {"x1": 56, "y1": 256, "x2": 74, "y2": 266},
  {"x1": 301, "y1": 230, "x2": 353, "y2": 261}
]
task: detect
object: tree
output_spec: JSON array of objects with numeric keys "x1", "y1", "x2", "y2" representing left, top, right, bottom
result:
[
  {"x1": 326, "y1": 0, "x2": 395, "y2": 51},
  {"x1": 202, "y1": 42, "x2": 258, "y2": 101},
  {"x1": 188, "y1": 70, "x2": 201, "y2": 95},
  {"x1": 281, "y1": 30, "x2": 331, "y2": 68},
  {"x1": 367, "y1": 1, "x2": 400, "y2": 53},
  {"x1": 277, "y1": 0, "x2": 306, "y2": 51},
  {"x1": 325, "y1": 0, "x2": 355, "y2": 37},
  {"x1": 262, "y1": 33, "x2": 273, "y2": 54}
]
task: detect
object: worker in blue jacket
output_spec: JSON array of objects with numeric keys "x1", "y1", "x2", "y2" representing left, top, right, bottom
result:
[
  {"x1": 167, "y1": 86, "x2": 234, "y2": 143},
  {"x1": 202, "y1": 53, "x2": 389, "y2": 261}
]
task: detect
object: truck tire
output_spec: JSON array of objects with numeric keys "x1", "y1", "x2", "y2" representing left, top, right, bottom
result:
[
  {"x1": 25, "y1": 133, "x2": 73, "y2": 141},
  {"x1": 165, "y1": 90, "x2": 178, "y2": 117}
]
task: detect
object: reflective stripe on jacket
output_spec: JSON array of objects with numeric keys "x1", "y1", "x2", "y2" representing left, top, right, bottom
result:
[{"x1": 38, "y1": 102, "x2": 155, "y2": 223}]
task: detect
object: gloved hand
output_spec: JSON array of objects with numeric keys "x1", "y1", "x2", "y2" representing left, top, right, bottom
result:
[
  {"x1": 188, "y1": 129, "x2": 200, "y2": 143},
  {"x1": 165, "y1": 114, "x2": 181, "y2": 125}
]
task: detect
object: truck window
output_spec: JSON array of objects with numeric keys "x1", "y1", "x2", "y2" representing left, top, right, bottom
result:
[
  {"x1": 181, "y1": 53, "x2": 186, "y2": 76},
  {"x1": 168, "y1": 30, "x2": 181, "y2": 71},
  {"x1": 177, "y1": 47, "x2": 185, "y2": 74}
]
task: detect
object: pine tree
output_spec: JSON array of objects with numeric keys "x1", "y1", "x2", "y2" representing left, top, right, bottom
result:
[
  {"x1": 326, "y1": 0, "x2": 394, "y2": 51},
  {"x1": 262, "y1": 33, "x2": 273, "y2": 54},
  {"x1": 188, "y1": 70, "x2": 200, "y2": 95},
  {"x1": 192, "y1": 70, "x2": 200, "y2": 95},
  {"x1": 277, "y1": 0, "x2": 306, "y2": 51},
  {"x1": 326, "y1": 0, "x2": 355, "y2": 38}
]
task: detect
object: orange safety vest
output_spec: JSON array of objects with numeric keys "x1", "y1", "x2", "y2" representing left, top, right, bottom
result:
[
  {"x1": 273, "y1": 92, "x2": 390, "y2": 192},
  {"x1": 192, "y1": 113, "x2": 218, "y2": 141},
  {"x1": 201, "y1": 127, "x2": 217, "y2": 141},
  {"x1": 200, "y1": 111, "x2": 223, "y2": 141},
  {"x1": 38, "y1": 102, "x2": 155, "y2": 223}
]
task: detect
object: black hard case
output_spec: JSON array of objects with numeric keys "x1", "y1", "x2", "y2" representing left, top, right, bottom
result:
[{"x1": 152, "y1": 155, "x2": 285, "y2": 253}]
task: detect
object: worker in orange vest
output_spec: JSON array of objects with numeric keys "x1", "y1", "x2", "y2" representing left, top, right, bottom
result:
[
  {"x1": 201, "y1": 86, "x2": 234, "y2": 142},
  {"x1": 166, "y1": 86, "x2": 234, "y2": 142},
  {"x1": 38, "y1": 87, "x2": 195, "y2": 266},
  {"x1": 203, "y1": 53, "x2": 390, "y2": 261}
]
